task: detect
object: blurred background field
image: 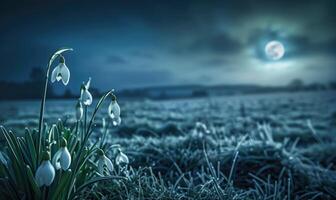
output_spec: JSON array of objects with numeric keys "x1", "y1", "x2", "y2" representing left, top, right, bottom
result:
[{"x1": 1, "y1": 91, "x2": 335, "y2": 138}]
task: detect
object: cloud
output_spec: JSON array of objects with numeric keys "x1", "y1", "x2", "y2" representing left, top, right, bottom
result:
[
  {"x1": 97, "y1": 67, "x2": 173, "y2": 89},
  {"x1": 130, "y1": 51, "x2": 155, "y2": 60},
  {"x1": 0, "y1": 0, "x2": 335, "y2": 89},
  {"x1": 106, "y1": 55, "x2": 128, "y2": 65},
  {"x1": 202, "y1": 58, "x2": 228, "y2": 68},
  {"x1": 174, "y1": 33, "x2": 243, "y2": 56}
]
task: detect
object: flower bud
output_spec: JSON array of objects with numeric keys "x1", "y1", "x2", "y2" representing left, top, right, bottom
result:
[
  {"x1": 76, "y1": 99, "x2": 83, "y2": 120},
  {"x1": 35, "y1": 151, "x2": 55, "y2": 187}
]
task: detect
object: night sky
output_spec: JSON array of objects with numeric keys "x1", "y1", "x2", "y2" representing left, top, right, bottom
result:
[{"x1": 0, "y1": 0, "x2": 335, "y2": 93}]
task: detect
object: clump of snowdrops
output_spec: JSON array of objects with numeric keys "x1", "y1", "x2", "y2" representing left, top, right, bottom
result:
[{"x1": 0, "y1": 48, "x2": 129, "y2": 199}]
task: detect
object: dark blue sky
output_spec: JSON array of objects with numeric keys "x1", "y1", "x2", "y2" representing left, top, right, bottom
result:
[{"x1": 0, "y1": 0, "x2": 335, "y2": 93}]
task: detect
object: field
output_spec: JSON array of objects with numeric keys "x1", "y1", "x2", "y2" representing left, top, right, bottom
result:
[{"x1": 1, "y1": 91, "x2": 336, "y2": 199}]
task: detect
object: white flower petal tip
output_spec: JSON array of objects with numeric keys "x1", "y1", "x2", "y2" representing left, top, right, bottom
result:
[
  {"x1": 85, "y1": 77, "x2": 91, "y2": 89},
  {"x1": 112, "y1": 116, "x2": 121, "y2": 126},
  {"x1": 35, "y1": 160, "x2": 55, "y2": 187}
]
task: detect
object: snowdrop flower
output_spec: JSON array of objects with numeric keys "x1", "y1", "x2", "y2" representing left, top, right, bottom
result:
[
  {"x1": 51, "y1": 55, "x2": 70, "y2": 85},
  {"x1": 115, "y1": 148, "x2": 129, "y2": 168},
  {"x1": 35, "y1": 151, "x2": 55, "y2": 187},
  {"x1": 108, "y1": 94, "x2": 121, "y2": 125},
  {"x1": 80, "y1": 78, "x2": 93, "y2": 106},
  {"x1": 52, "y1": 137, "x2": 71, "y2": 170},
  {"x1": 97, "y1": 149, "x2": 113, "y2": 175},
  {"x1": 76, "y1": 99, "x2": 83, "y2": 120}
]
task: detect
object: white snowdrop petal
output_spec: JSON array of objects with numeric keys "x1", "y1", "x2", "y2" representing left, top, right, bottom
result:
[
  {"x1": 108, "y1": 102, "x2": 114, "y2": 118},
  {"x1": 60, "y1": 63, "x2": 70, "y2": 85},
  {"x1": 85, "y1": 77, "x2": 91, "y2": 89},
  {"x1": 35, "y1": 161, "x2": 55, "y2": 187},
  {"x1": 81, "y1": 90, "x2": 93, "y2": 106},
  {"x1": 60, "y1": 148, "x2": 71, "y2": 170},
  {"x1": 113, "y1": 102, "x2": 120, "y2": 117},
  {"x1": 55, "y1": 64, "x2": 63, "y2": 81},
  {"x1": 35, "y1": 165, "x2": 44, "y2": 187},
  {"x1": 104, "y1": 156, "x2": 114, "y2": 172},
  {"x1": 112, "y1": 116, "x2": 121, "y2": 126},
  {"x1": 98, "y1": 158, "x2": 104, "y2": 174},
  {"x1": 43, "y1": 161, "x2": 55, "y2": 186},
  {"x1": 50, "y1": 66, "x2": 59, "y2": 83},
  {"x1": 52, "y1": 150, "x2": 62, "y2": 170}
]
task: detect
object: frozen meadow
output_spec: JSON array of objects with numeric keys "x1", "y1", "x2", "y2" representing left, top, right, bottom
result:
[{"x1": 1, "y1": 90, "x2": 336, "y2": 199}]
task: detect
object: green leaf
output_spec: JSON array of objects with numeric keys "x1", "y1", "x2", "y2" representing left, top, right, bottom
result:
[
  {"x1": 71, "y1": 176, "x2": 126, "y2": 199},
  {"x1": 24, "y1": 129, "x2": 37, "y2": 171},
  {"x1": 50, "y1": 170, "x2": 72, "y2": 200},
  {"x1": 17, "y1": 138, "x2": 33, "y2": 168},
  {"x1": 26, "y1": 165, "x2": 41, "y2": 199}
]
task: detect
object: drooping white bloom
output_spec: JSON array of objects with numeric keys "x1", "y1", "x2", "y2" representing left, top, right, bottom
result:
[
  {"x1": 52, "y1": 137, "x2": 71, "y2": 170},
  {"x1": 76, "y1": 99, "x2": 83, "y2": 120},
  {"x1": 80, "y1": 78, "x2": 93, "y2": 106},
  {"x1": 52, "y1": 147, "x2": 71, "y2": 170},
  {"x1": 51, "y1": 56, "x2": 70, "y2": 85},
  {"x1": 97, "y1": 149, "x2": 113, "y2": 175},
  {"x1": 108, "y1": 100, "x2": 120, "y2": 119},
  {"x1": 115, "y1": 149, "x2": 129, "y2": 167},
  {"x1": 35, "y1": 152, "x2": 55, "y2": 187},
  {"x1": 108, "y1": 94, "x2": 121, "y2": 125}
]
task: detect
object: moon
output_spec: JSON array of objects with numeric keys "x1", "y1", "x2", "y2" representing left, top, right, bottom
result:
[{"x1": 265, "y1": 40, "x2": 285, "y2": 60}]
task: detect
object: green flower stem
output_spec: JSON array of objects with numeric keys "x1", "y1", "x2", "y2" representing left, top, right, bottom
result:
[
  {"x1": 67, "y1": 90, "x2": 113, "y2": 197},
  {"x1": 83, "y1": 105, "x2": 88, "y2": 142},
  {"x1": 100, "y1": 120, "x2": 110, "y2": 148},
  {"x1": 37, "y1": 63, "x2": 51, "y2": 163}
]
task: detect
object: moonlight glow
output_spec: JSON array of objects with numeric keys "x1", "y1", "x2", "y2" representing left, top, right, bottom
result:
[{"x1": 265, "y1": 40, "x2": 285, "y2": 60}]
